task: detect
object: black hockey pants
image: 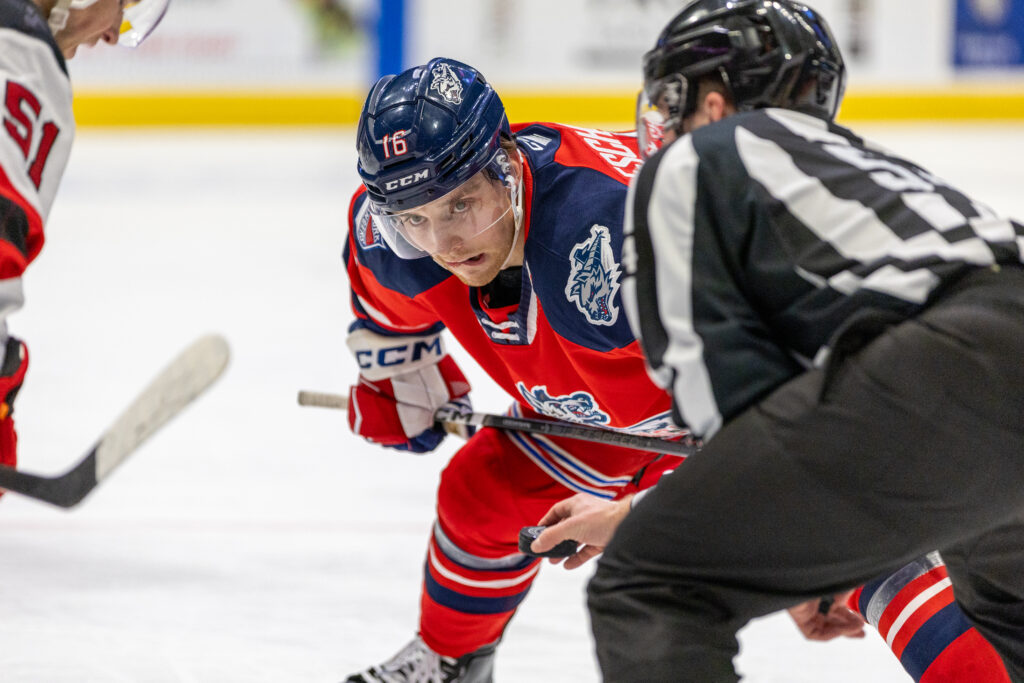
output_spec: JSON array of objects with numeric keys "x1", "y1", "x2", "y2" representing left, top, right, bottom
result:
[{"x1": 588, "y1": 265, "x2": 1024, "y2": 682}]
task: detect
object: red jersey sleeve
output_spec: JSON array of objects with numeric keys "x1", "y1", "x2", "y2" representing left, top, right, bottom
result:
[{"x1": 345, "y1": 186, "x2": 444, "y2": 335}]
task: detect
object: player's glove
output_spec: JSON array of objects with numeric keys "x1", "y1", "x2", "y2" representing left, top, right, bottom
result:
[
  {"x1": 0, "y1": 337, "x2": 28, "y2": 493},
  {"x1": 346, "y1": 327, "x2": 473, "y2": 453}
]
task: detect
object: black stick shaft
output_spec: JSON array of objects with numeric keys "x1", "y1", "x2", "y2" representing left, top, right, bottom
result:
[
  {"x1": 435, "y1": 406, "x2": 698, "y2": 457},
  {"x1": 298, "y1": 391, "x2": 699, "y2": 457}
]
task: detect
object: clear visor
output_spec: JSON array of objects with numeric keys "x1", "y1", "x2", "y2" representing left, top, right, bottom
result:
[
  {"x1": 635, "y1": 76, "x2": 687, "y2": 160},
  {"x1": 370, "y1": 148, "x2": 517, "y2": 259},
  {"x1": 119, "y1": 0, "x2": 170, "y2": 47}
]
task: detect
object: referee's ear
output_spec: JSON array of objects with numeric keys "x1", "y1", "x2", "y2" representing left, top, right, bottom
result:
[
  {"x1": 685, "y1": 90, "x2": 736, "y2": 133},
  {"x1": 703, "y1": 91, "x2": 735, "y2": 124}
]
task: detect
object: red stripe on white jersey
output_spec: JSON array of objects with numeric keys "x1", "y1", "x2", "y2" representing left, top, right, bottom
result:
[{"x1": 0, "y1": 162, "x2": 43, "y2": 277}]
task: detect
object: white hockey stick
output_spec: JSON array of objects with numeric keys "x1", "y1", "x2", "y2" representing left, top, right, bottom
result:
[
  {"x1": 0, "y1": 334, "x2": 230, "y2": 508},
  {"x1": 297, "y1": 390, "x2": 699, "y2": 457},
  {"x1": 297, "y1": 390, "x2": 349, "y2": 410}
]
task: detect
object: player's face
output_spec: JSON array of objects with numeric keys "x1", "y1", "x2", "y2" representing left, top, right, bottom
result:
[
  {"x1": 57, "y1": 0, "x2": 126, "y2": 58},
  {"x1": 395, "y1": 166, "x2": 522, "y2": 287}
]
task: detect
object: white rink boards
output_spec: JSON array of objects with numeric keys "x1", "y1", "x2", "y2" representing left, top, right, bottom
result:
[{"x1": 3, "y1": 123, "x2": 1024, "y2": 682}]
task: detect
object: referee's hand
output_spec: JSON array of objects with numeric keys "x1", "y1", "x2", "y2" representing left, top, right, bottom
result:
[
  {"x1": 787, "y1": 591, "x2": 866, "y2": 641},
  {"x1": 532, "y1": 493, "x2": 633, "y2": 570}
]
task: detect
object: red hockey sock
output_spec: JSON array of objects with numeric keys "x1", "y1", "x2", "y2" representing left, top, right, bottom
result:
[
  {"x1": 919, "y1": 629, "x2": 1011, "y2": 683},
  {"x1": 853, "y1": 558, "x2": 1010, "y2": 682},
  {"x1": 419, "y1": 530, "x2": 539, "y2": 657}
]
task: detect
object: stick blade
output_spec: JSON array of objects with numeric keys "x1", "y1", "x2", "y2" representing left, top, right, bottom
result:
[
  {"x1": 0, "y1": 334, "x2": 230, "y2": 508},
  {"x1": 94, "y1": 334, "x2": 230, "y2": 481},
  {"x1": 0, "y1": 454, "x2": 97, "y2": 508}
]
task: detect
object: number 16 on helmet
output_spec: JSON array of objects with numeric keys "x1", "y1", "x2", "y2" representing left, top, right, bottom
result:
[{"x1": 355, "y1": 58, "x2": 520, "y2": 259}]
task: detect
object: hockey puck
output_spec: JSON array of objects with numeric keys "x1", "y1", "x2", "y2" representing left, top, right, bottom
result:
[{"x1": 518, "y1": 526, "x2": 579, "y2": 558}]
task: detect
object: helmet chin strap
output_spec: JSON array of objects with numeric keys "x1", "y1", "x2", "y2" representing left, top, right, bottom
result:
[{"x1": 497, "y1": 149, "x2": 526, "y2": 271}]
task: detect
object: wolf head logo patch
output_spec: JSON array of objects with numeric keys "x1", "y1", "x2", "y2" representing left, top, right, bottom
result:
[
  {"x1": 430, "y1": 63, "x2": 464, "y2": 105},
  {"x1": 517, "y1": 384, "x2": 610, "y2": 427},
  {"x1": 566, "y1": 224, "x2": 621, "y2": 326}
]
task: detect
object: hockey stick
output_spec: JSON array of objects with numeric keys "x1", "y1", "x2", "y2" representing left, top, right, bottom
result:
[
  {"x1": 0, "y1": 334, "x2": 230, "y2": 508},
  {"x1": 297, "y1": 390, "x2": 699, "y2": 457}
]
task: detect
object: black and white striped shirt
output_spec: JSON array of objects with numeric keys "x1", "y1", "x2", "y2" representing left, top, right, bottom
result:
[{"x1": 623, "y1": 108, "x2": 1024, "y2": 439}]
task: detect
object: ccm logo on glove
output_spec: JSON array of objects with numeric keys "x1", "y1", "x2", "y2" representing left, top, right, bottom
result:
[
  {"x1": 349, "y1": 328, "x2": 445, "y2": 381},
  {"x1": 346, "y1": 327, "x2": 472, "y2": 453}
]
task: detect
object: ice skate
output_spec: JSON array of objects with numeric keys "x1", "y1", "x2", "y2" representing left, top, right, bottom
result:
[{"x1": 344, "y1": 635, "x2": 495, "y2": 683}]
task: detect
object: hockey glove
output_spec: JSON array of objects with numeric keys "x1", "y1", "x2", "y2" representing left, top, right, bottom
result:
[
  {"x1": 346, "y1": 328, "x2": 473, "y2": 453},
  {"x1": 0, "y1": 337, "x2": 27, "y2": 494}
]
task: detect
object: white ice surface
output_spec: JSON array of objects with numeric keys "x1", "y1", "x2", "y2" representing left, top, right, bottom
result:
[{"x1": 3, "y1": 123, "x2": 1024, "y2": 682}]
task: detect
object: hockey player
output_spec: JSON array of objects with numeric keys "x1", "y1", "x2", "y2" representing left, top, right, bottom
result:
[
  {"x1": 340, "y1": 57, "x2": 687, "y2": 682},
  {"x1": 0, "y1": 0, "x2": 169, "y2": 492},
  {"x1": 532, "y1": 1, "x2": 1024, "y2": 681}
]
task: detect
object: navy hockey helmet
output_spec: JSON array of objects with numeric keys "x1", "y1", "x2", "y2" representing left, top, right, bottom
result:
[
  {"x1": 356, "y1": 58, "x2": 518, "y2": 259},
  {"x1": 637, "y1": 0, "x2": 845, "y2": 155},
  {"x1": 356, "y1": 57, "x2": 512, "y2": 214}
]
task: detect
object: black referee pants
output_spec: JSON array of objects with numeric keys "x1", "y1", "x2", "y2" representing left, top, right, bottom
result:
[{"x1": 588, "y1": 266, "x2": 1024, "y2": 682}]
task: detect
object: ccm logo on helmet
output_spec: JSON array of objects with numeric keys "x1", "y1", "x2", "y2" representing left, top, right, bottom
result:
[{"x1": 384, "y1": 169, "x2": 431, "y2": 191}]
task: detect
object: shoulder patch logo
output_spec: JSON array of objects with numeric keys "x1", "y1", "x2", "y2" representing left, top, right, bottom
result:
[
  {"x1": 355, "y1": 202, "x2": 384, "y2": 251},
  {"x1": 517, "y1": 133, "x2": 552, "y2": 151},
  {"x1": 565, "y1": 224, "x2": 621, "y2": 326},
  {"x1": 430, "y1": 63, "x2": 464, "y2": 105},
  {"x1": 517, "y1": 384, "x2": 611, "y2": 427}
]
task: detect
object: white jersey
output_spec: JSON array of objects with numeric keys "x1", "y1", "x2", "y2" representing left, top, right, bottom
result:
[{"x1": 0, "y1": 0, "x2": 75, "y2": 342}]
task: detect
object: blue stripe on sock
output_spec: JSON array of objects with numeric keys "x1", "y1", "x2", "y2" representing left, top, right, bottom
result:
[
  {"x1": 899, "y1": 602, "x2": 973, "y2": 682},
  {"x1": 858, "y1": 575, "x2": 886, "y2": 618},
  {"x1": 424, "y1": 566, "x2": 532, "y2": 615}
]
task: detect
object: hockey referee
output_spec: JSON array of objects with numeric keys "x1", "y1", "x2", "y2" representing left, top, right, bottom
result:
[{"x1": 532, "y1": 1, "x2": 1024, "y2": 681}]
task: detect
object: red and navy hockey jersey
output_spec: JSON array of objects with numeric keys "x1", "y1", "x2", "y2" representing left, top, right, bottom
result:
[
  {"x1": 345, "y1": 122, "x2": 683, "y2": 438},
  {"x1": 0, "y1": 0, "x2": 75, "y2": 315}
]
